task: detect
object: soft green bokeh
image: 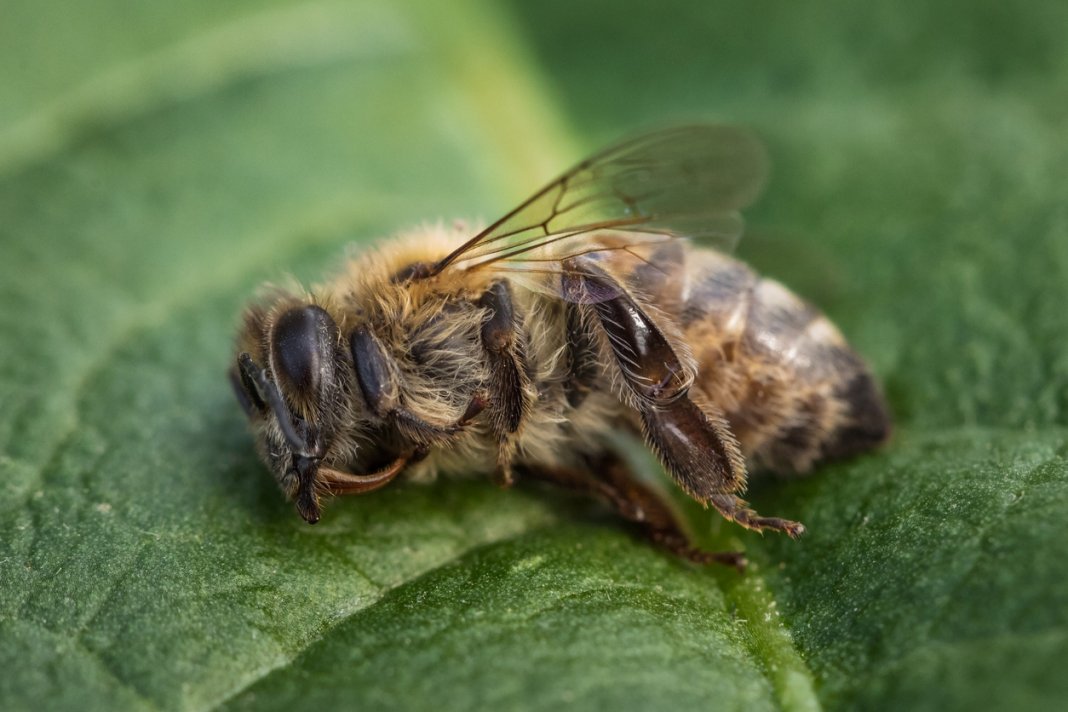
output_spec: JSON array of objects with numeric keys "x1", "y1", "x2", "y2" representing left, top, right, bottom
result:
[{"x1": 1, "y1": 1, "x2": 1066, "y2": 710}]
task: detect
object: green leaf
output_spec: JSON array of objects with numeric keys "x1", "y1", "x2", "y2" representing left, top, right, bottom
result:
[{"x1": 1, "y1": 1, "x2": 1065, "y2": 710}]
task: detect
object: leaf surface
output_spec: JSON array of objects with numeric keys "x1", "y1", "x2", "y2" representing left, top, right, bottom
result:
[{"x1": 2, "y1": 1, "x2": 1066, "y2": 710}]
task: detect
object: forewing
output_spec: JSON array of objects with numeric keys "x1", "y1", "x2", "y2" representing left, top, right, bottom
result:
[{"x1": 434, "y1": 125, "x2": 769, "y2": 272}]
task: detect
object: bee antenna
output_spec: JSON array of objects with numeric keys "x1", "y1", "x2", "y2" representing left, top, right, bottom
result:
[{"x1": 238, "y1": 353, "x2": 310, "y2": 455}]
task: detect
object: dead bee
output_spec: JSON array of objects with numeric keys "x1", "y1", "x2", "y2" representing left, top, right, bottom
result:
[{"x1": 231, "y1": 125, "x2": 890, "y2": 567}]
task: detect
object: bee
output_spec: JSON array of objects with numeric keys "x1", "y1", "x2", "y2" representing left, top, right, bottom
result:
[{"x1": 231, "y1": 125, "x2": 890, "y2": 567}]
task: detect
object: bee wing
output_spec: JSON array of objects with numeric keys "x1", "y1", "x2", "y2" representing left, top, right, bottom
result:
[{"x1": 433, "y1": 125, "x2": 769, "y2": 273}]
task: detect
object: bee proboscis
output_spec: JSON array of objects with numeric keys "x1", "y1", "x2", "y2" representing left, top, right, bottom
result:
[{"x1": 231, "y1": 125, "x2": 891, "y2": 568}]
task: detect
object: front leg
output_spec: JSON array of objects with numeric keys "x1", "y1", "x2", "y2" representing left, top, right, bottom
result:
[
  {"x1": 561, "y1": 257, "x2": 804, "y2": 538},
  {"x1": 350, "y1": 325, "x2": 466, "y2": 446}
]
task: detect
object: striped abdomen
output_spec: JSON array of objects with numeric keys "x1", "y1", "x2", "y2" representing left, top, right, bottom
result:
[{"x1": 626, "y1": 243, "x2": 890, "y2": 475}]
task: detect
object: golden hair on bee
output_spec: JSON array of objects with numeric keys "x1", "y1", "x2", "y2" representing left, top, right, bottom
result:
[{"x1": 231, "y1": 125, "x2": 890, "y2": 568}]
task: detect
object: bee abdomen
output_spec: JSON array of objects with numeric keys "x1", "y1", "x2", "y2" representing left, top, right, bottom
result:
[
  {"x1": 820, "y1": 369, "x2": 892, "y2": 461},
  {"x1": 677, "y1": 250, "x2": 890, "y2": 474}
]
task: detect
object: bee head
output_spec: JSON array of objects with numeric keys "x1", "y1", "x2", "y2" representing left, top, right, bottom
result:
[
  {"x1": 230, "y1": 303, "x2": 343, "y2": 524},
  {"x1": 232, "y1": 272, "x2": 492, "y2": 524}
]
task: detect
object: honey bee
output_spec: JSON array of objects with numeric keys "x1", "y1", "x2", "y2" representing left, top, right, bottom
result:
[{"x1": 231, "y1": 125, "x2": 890, "y2": 567}]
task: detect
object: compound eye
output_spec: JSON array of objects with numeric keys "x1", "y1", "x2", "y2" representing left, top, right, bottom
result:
[{"x1": 270, "y1": 305, "x2": 339, "y2": 399}]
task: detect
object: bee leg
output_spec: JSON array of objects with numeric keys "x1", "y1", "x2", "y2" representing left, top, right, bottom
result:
[
  {"x1": 638, "y1": 397, "x2": 802, "y2": 536},
  {"x1": 478, "y1": 281, "x2": 532, "y2": 487},
  {"x1": 561, "y1": 257, "x2": 803, "y2": 538},
  {"x1": 564, "y1": 302, "x2": 599, "y2": 408},
  {"x1": 351, "y1": 325, "x2": 463, "y2": 447},
  {"x1": 518, "y1": 457, "x2": 746, "y2": 571},
  {"x1": 595, "y1": 456, "x2": 748, "y2": 570},
  {"x1": 493, "y1": 454, "x2": 518, "y2": 489},
  {"x1": 647, "y1": 530, "x2": 747, "y2": 572},
  {"x1": 708, "y1": 493, "x2": 806, "y2": 539}
]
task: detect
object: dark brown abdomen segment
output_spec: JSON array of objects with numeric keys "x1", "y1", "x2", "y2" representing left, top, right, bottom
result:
[
  {"x1": 820, "y1": 369, "x2": 892, "y2": 461},
  {"x1": 647, "y1": 246, "x2": 890, "y2": 474}
]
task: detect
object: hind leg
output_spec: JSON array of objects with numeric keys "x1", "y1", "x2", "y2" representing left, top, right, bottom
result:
[{"x1": 561, "y1": 257, "x2": 804, "y2": 539}]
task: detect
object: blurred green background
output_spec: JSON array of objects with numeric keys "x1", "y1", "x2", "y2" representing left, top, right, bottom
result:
[{"x1": 2, "y1": 1, "x2": 1067, "y2": 710}]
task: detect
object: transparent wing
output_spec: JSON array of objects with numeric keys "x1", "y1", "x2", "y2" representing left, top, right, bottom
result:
[{"x1": 432, "y1": 125, "x2": 769, "y2": 274}]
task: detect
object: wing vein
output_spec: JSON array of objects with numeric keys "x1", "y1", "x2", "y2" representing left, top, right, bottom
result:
[{"x1": 428, "y1": 125, "x2": 768, "y2": 277}]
